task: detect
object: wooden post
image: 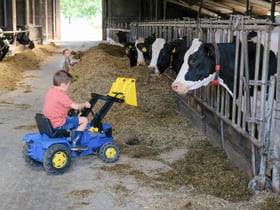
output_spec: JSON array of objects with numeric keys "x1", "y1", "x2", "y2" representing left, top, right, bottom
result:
[
  {"x1": 45, "y1": 0, "x2": 48, "y2": 41},
  {"x1": 32, "y1": 0, "x2": 35, "y2": 25},
  {"x1": 12, "y1": 0, "x2": 16, "y2": 31},
  {"x1": 26, "y1": 0, "x2": 30, "y2": 25}
]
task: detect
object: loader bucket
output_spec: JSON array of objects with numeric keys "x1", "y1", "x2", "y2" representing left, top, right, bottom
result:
[{"x1": 108, "y1": 77, "x2": 137, "y2": 106}]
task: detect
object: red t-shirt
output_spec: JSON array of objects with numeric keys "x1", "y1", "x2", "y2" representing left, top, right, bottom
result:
[{"x1": 43, "y1": 87, "x2": 73, "y2": 128}]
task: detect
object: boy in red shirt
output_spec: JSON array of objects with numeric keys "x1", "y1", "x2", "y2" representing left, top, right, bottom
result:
[{"x1": 43, "y1": 70, "x2": 91, "y2": 150}]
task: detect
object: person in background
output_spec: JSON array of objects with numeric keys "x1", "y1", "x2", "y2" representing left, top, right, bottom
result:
[
  {"x1": 62, "y1": 48, "x2": 72, "y2": 73},
  {"x1": 43, "y1": 70, "x2": 91, "y2": 150}
]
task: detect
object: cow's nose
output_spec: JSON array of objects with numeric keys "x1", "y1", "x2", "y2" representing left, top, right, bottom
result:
[
  {"x1": 171, "y1": 83, "x2": 178, "y2": 91},
  {"x1": 147, "y1": 66, "x2": 155, "y2": 74}
]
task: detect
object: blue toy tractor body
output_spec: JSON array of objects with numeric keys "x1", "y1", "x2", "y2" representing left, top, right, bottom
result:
[{"x1": 22, "y1": 93, "x2": 123, "y2": 175}]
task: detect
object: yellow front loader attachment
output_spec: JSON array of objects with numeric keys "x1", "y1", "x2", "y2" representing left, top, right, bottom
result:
[{"x1": 108, "y1": 77, "x2": 137, "y2": 107}]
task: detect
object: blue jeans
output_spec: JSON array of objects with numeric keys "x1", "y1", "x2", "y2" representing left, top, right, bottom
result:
[{"x1": 56, "y1": 116, "x2": 79, "y2": 130}]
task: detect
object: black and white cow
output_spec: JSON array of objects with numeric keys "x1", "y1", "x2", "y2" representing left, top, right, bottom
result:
[
  {"x1": 0, "y1": 29, "x2": 9, "y2": 61},
  {"x1": 1, "y1": 26, "x2": 35, "y2": 50},
  {"x1": 142, "y1": 37, "x2": 166, "y2": 73},
  {"x1": 155, "y1": 37, "x2": 189, "y2": 74},
  {"x1": 135, "y1": 33, "x2": 156, "y2": 65},
  {"x1": 125, "y1": 42, "x2": 138, "y2": 67},
  {"x1": 15, "y1": 25, "x2": 35, "y2": 49},
  {"x1": 171, "y1": 38, "x2": 277, "y2": 97},
  {"x1": 124, "y1": 33, "x2": 157, "y2": 67}
]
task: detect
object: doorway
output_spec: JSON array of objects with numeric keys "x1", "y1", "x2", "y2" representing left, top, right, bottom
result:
[{"x1": 60, "y1": 0, "x2": 102, "y2": 41}]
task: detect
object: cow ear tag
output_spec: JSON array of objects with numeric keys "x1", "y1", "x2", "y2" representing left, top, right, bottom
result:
[
  {"x1": 128, "y1": 44, "x2": 132, "y2": 49},
  {"x1": 109, "y1": 77, "x2": 138, "y2": 107},
  {"x1": 172, "y1": 47, "x2": 176, "y2": 53},
  {"x1": 142, "y1": 47, "x2": 147, "y2": 52}
]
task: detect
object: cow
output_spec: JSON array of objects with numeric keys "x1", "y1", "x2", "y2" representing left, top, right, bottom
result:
[
  {"x1": 155, "y1": 37, "x2": 189, "y2": 74},
  {"x1": 141, "y1": 37, "x2": 165, "y2": 73},
  {"x1": 125, "y1": 42, "x2": 138, "y2": 67},
  {"x1": 171, "y1": 38, "x2": 277, "y2": 97},
  {"x1": 0, "y1": 29, "x2": 10, "y2": 61},
  {"x1": 1, "y1": 26, "x2": 35, "y2": 50},
  {"x1": 116, "y1": 30, "x2": 130, "y2": 46},
  {"x1": 15, "y1": 25, "x2": 35, "y2": 49},
  {"x1": 135, "y1": 33, "x2": 156, "y2": 65},
  {"x1": 124, "y1": 33, "x2": 156, "y2": 67}
]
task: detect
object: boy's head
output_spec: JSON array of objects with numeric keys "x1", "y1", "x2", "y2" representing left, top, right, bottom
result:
[
  {"x1": 53, "y1": 70, "x2": 73, "y2": 87},
  {"x1": 63, "y1": 49, "x2": 70, "y2": 57}
]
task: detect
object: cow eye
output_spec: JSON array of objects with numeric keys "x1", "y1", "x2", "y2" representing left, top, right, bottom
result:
[{"x1": 188, "y1": 54, "x2": 196, "y2": 66}]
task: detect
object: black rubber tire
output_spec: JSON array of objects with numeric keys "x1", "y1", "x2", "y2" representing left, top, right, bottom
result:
[
  {"x1": 43, "y1": 144, "x2": 71, "y2": 175},
  {"x1": 22, "y1": 142, "x2": 42, "y2": 168},
  {"x1": 99, "y1": 142, "x2": 120, "y2": 163}
]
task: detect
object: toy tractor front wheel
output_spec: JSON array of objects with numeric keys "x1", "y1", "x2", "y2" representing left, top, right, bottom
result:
[
  {"x1": 99, "y1": 142, "x2": 120, "y2": 163},
  {"x1": 43, "y1": 144, "x2": 71, "y2": 175}
]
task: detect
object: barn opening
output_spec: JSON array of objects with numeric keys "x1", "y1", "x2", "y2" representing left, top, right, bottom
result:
[{"x1": 60, "y1": 0, "x2": 102, "y2": 41}]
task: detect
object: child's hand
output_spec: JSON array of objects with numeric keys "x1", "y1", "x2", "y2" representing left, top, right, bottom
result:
[{"x1": 84, "y1": 102, "x2": 91, "y2": 109}]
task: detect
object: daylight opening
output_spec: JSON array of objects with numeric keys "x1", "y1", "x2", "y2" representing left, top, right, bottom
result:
[{"x1": 60, "y1": 0, "x2": 102, "y2": 41}]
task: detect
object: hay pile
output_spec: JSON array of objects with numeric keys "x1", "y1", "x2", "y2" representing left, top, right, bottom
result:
[{"x1": 0, "y1": 43, "x2": 59, "y2": 95}]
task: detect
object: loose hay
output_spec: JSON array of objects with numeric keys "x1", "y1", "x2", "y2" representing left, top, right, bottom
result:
[{"x1": 0, "y1": 43, "x2": 60, "y2": 95}]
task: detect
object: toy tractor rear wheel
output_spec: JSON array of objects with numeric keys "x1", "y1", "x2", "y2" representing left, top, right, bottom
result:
[
  {"x1": 99, "y1": 142, "x2": 120, "y2": 163},
  {"x1": 22, "y1": 141, "x2": 42, "y2": 168},
  {"x1": 43, "y1": 144, "x2": 71, "y2": 175}
]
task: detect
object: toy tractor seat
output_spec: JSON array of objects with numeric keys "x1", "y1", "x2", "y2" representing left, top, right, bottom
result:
[{"x1": 35, "y1": 113, "x2": 70, "y2": 138}]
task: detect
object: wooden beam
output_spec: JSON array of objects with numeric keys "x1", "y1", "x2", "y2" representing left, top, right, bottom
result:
[
  {"x1": 204, "y1": 0, "x2": 234, "y2": 14},
  {"x1": 237, "y1": 0, "x2": 280, "y2": 13},
  {"x1": 26, "y1": 0, "x2": 30, "y2": 25},
  {"x1": 12, "y1": 0, "x2": 16, "y2": 31}
]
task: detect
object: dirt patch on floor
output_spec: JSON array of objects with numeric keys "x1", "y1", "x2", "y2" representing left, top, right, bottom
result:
[{"x1": 2, "y1": 42, "x2": 280, "y2": 209}]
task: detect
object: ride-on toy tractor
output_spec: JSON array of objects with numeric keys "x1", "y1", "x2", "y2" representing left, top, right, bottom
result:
[{"x1": 22, "y1": 77, "x2": 137, "y2": 174}]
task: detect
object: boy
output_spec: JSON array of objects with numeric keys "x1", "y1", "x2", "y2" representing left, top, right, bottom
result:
[
  {"x1": 43, "y1": 70, "x2": 91, "y2": 150},
  {"x1": 62, "y1": 49, "x2": 73, "y2": 73}
]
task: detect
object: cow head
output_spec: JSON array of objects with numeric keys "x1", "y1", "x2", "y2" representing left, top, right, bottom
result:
[
  {"x1": 157, "y1": 42, "x2": 174, "y2": 74},
  {"x1": 171, "y1": 38, "x2": 205, "y2": 94},
  {"x1": 28, "y1": 40, "x2": 35, "y2": 49},
  {"x1": 125, "y1": 42, "x2": 138, "y2": 67},
  {"x1": 183, "y1": 43, "x2": 217, "y2": 88},
  {"x1": 134, "y1": 37, "x2": 146, "y2": 66},
  {"x1": 136, "y1": 42, "x2": 152, "y2": 63},
  {"x1": 145, "y1": 38, "x2": 166, "y2": 73},
  {"x1": 157, "y1": 37, "x2": 188, "y2": 74}
]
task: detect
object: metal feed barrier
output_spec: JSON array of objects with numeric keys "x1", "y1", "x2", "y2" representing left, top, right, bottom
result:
[{"x1": 108, "y1": 15, "x2": 280, "y2": 194}]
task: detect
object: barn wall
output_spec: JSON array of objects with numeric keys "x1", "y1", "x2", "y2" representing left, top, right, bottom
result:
[{"x1": 0, "y1": 0, "x2": 60, "y2": 43}]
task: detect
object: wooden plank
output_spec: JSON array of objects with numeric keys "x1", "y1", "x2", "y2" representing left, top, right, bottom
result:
[{"x1": 173, "y1": 93, "x2": 205, "y2": 133}]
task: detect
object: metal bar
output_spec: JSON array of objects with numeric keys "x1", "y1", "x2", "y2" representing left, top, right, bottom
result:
[{"x1": 271, "y1": 31, "x2": 280, "y2": 193}]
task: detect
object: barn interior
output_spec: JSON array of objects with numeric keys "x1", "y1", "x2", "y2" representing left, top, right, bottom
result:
[{"x1": 1, "y1": 0, "x2": 280, "y2": 202}]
